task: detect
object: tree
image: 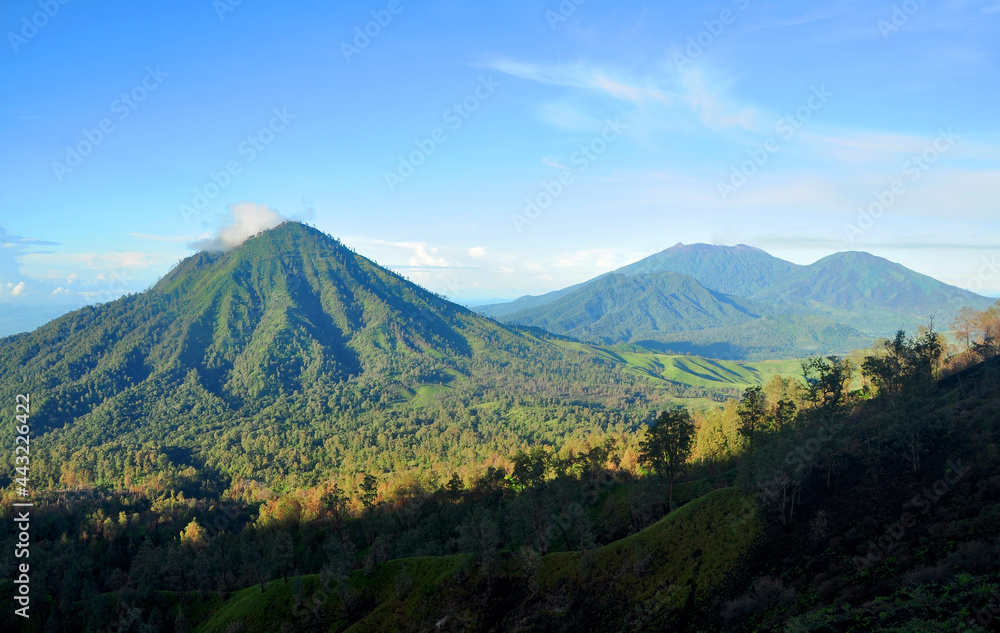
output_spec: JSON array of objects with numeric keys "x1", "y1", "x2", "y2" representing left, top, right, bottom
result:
[
  {"x1": 511, "y1": 448, "x2": 550, "y2": 552},
  {"x1": 126, "y1": 539, "x2": 160, "y2": 598},
  {"x1": 802, "y1": 356, "x2": 853, "y2": 410},
  {"x1": 952, "y1": 306, "x2": 980, "y2": 350},
  {"x1": 320, "y1": 484, "x2": 349, "y2": 533},
  {"x1": 736, "y1": 386, "x2": 767, "y2": 444},
  {"x1": 862, "y1": 334, "x2": 905, "y2": 410},
  {"x1": 971, "y1": 303, "x2": 1000, "y2": 360},
  {"x1": 860, "y1": 328, "x2": 944, "y2": 472},
  {"x1": 444, "y1": 472, "x2": 465, "y2": 501},
  {"x1": 772, "y1": 398, "x2": 797, "y2": 431},
  {"x1": 239, "y1": 535, "x2": 268, "y2": 592},
  {"x1": 978, "y1": 302, "x2": 1000, "y2": 343},
  {"x1": 457, "y1": 507, "x2": 500, "y2": 568},
  {"x1": 862, "y1": 329, "x2": 944, "y2": 409},
  {"x1": 360, "y1": 473, "x2": 379, "y2": 544},
  {"x1": 511, "y1": 448, "x2": 548, "y2": 491},
  {"x1": 267, "y1": 531, "x2": 295, "y2": 583},
  {"x1": 640, "y1": 409, "x2": 695, "y2": 510},
  {"x1": 471, "y1": 466, "x2": 508, "y2": 504},
  {"x1": 908, "y1": 326, "x2": 944, "y2": 381}
]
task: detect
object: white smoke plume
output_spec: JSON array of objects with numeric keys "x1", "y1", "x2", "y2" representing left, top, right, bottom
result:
[{"x1": 191, "y1": 202, "x2": 288, "y2": 252}]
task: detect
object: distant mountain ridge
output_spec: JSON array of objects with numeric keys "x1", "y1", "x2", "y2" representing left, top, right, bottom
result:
[
  {"x1": 478, "y1": 242, "x2": 993, "y2": 358},
  {"x1": 615, "y1": 242, "x2": 798, "y2": 297},
  {"x1": 501, "y1": 270, "x2": 760, "y2": 345}
]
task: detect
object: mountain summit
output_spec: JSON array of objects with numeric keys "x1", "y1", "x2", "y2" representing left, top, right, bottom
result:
[
  {"x1": 614, "y1": 242, "x2": 798, "y2": 297},
  {"x1": 0, "y1": 223, "x2": 630, "y2": 463},
  {"x1": 478, "y1": 242, "x2": 992, "y2": 358}
]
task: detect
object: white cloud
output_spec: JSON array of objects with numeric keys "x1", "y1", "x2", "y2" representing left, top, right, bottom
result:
[
  {"x1": 356, "y1": 239, "x2": 454, "y2": 268},
  {"x1": 488, "y1": 59, "x2": 760, "y2": 133},
  {"x1": 11, "y1": 282, "x2": 25, "y2": 296},
  {"x1": 405, "y1": 243, "x2": 449, "y2": 267},
  {"x1": 541, "y1": 156, "x2": 571, "y2": 170},
  {"x1": 51, "y1": 287, "x2": 69, "y2": 296},
  {"x1": 487, "y1": 60, "x2": 671, "y2": 105},
  {"x1": 468, "y1": 246, "x2": 487, "y2": 257},
  {"x1": 678, "y1": 68, "x2": 759, "y2": 132},
  {"x1": 190, "y1": 202, "x2": 288, "y2": 252}
]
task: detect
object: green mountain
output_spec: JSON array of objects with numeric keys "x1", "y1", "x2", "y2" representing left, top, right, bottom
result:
[
  {"x1": 499, "y1": 271, "x2": 760, "y2": 344},
  {"x1": 479, "y1": 243, "x2": 992, "y2": 358},
  {"x1": 760, "y1": 250, "x2": 993, "y2": 335},
  {"x1": 615, "y1": 242, "x2": 798, "y2": 297},
  {"x1": 0, "y1": 222, "x2": 673, "y2": 486},
  {"x1": 479, "y1": 243, "x2": 796, "y2": 321}
]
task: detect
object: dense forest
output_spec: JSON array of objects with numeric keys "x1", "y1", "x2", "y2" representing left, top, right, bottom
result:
[
  {"x1": 1, "y1": 224, "x2": 998, "y2": 631},
  {"x1": 2, "y1": 320, "x2": 999, "y2": 631}
]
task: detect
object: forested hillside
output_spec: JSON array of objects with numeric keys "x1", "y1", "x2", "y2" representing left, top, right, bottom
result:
[
  {"x1": 2, "y1": 323, "x2": 999, "y2": 631},
  {"x1": 0, "y1": 223, "x2": 690, "y2": 490}
]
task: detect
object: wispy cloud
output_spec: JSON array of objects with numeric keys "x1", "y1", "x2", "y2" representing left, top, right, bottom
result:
[
  {"x1": 678, "y1": 68, "x2": 759, "y2": 132},
  {"x1": 796, "y1": 129, "x2": 938, "y2": 165},
  {"x1": 486, "y1": 59, "x2": 758, "y2": 133},
  {"x1": 541, "y1": 156, "x2": 571, "y2": 169},
  {"x1": 486, "y1": 60, "x2": 671, "y2": 105}
]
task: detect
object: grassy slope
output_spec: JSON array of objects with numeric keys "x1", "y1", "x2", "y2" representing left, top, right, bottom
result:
[
  {"x1": 550, "y1": 339, "x2": 802, "y2": 391},
  {"x1": 536, "y1": 487, "x2": 762, "y2": 629},
  {"x1": 399, "y1": 336, "x2": 805, "y2": 412},
  {"x1": 180, "y1": 487, "x2": 761, "y2": 633}
]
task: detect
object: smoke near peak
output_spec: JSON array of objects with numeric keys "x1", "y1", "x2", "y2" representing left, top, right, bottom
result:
[{"x1": 191, "y1": 203, "x2": 288, "y2": 252}]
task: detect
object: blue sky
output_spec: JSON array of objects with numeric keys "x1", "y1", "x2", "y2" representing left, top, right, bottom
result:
[{"x1": 1, "y1": 0, "x2": 999, "y2": 323}]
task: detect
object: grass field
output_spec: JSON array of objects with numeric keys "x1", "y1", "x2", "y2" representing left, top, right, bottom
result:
[{"x1": 551, "y1": 340, "x2": 804, "y2": 392}]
